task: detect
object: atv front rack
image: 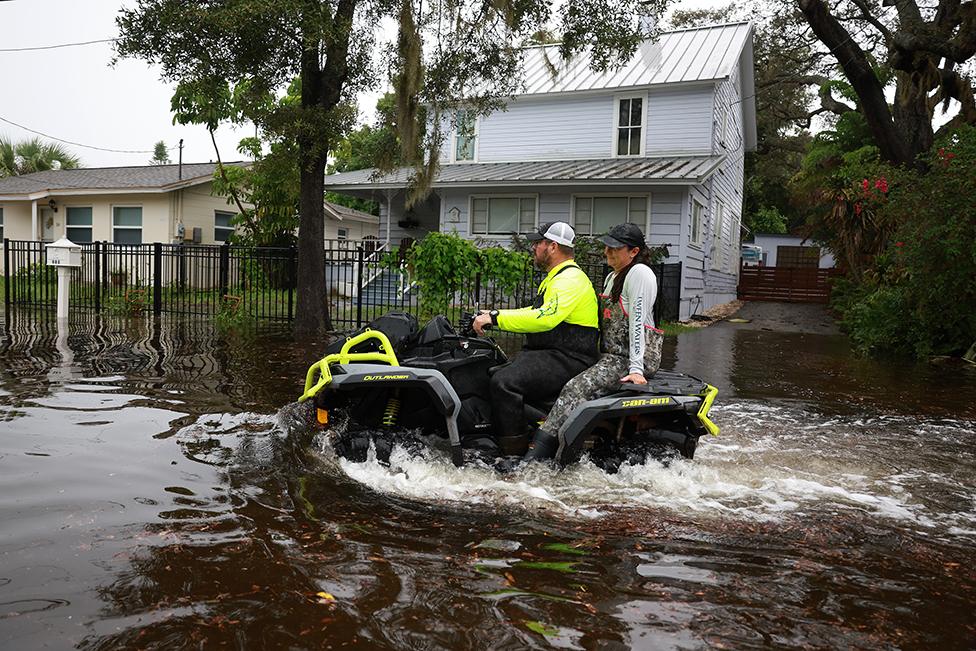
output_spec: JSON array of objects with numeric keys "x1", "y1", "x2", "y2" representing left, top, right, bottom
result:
[{"x1": 300, "y1": 330, "x2": 399, "y2": 402}]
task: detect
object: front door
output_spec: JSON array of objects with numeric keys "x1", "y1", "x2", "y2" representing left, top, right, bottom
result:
[{"x1": 40, "y1": 207, "x2": 55, "y2": 241}]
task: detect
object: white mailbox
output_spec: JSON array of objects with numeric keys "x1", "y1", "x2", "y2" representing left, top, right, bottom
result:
[{"x1": 46, "y1": 237, "x2": 82, "y2": 267}]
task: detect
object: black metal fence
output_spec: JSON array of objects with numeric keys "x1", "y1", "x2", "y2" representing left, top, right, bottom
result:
[{"x1": 3, "y1": 239, "x2": 682, "y2": 328}]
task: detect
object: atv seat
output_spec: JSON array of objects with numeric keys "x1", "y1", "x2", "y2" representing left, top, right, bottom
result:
[{"x1": 616, "y1": 370, "x2": 708, "y2": 396}]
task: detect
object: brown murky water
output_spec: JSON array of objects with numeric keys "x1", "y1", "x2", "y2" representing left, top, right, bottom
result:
[{"x1": 1, "y1": 307, "x2": 974, "y2": 650}]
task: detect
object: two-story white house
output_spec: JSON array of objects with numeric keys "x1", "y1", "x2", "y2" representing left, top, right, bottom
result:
[{"x1": 323, "y1": 22, "x2": 757, "y2": 319}]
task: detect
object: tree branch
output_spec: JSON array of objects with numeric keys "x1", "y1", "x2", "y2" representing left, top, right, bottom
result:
[{"x1": 797, "y1": 0, "x2": 912, "y2": 164}]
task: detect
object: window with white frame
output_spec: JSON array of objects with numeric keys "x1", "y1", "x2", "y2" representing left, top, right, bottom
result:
[
  {"x1": 470, "y1": 196, "x2": 536, "y2": 235},
  {"x1": 710, "y1": 202, "x2": 725, "y2": 270},
  {"x1": 573, "y1": 195, "x2": 648, "y2": 236},
  {"x1": 112, "y1": 206, "x2": 142, "y2": 244},
  {"x1": 690, "y1": 199, "x2": 704, "y2": 247},
  {"x1": 214, "y1": 210, "x2": 235, "y2": 242},
  {"x1": 615, "y1": 96, "x2": 644, "y2": 156},
  {"x1": 337, "y1": 227, "x2": 349, "y2": 240},
  {"x1": 454, "y1": 110, "x2": 477, "y2": 162},
  {"x1": 66, "y1": 206, "x2": 93, "y2": 243}
]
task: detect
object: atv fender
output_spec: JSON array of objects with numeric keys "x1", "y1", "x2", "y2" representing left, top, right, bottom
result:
[
  {"x1": 325, "y1": 364, "x2": 465, "y2": 467},
  {"x1": 554, "y1": 393, "x2": 704, "y2": 466}
]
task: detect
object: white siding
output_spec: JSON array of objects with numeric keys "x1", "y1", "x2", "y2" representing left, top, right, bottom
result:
[
  {"x1": 645, "y1": 86, "x2": 713, "y2": 155},
  {"x1": 699, "y1": 69, "x2": 745, "y2": 312},
  {"x1": 438, "y1": 85, "x2": 716, "y2": 164},
  {"x1": 476, "y1": 95, "x2": 613, "y2": 162}
]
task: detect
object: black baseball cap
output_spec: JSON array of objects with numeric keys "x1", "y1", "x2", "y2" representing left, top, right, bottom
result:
[{"x1": 598, "y1": 223, "x2": 646, "y2": 249}]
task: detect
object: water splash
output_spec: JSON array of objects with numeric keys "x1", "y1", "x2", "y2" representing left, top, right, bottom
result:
[{"x1": 309, "y1": 400, "x2": 976, "y2": 537}]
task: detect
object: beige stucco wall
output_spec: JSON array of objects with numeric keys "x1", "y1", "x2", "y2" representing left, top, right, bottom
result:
[
  {"x1": 178, "y1": 182, "x2": 240, "y2": 244},
  {"x1": 0, "y1": 202, "x2": 33, "y2": 240},
  {"x1": 0, "y1": 182, "x2": 241, "y2": 246}
]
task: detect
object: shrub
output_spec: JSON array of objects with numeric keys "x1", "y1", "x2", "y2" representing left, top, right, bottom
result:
[{"x1": 832, "y1": 125, "x2": 976, "y2": 358}]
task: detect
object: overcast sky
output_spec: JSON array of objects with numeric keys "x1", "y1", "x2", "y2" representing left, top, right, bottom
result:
[{"x1": 0, "y1": 0, "x2": 717, "y2": 170}]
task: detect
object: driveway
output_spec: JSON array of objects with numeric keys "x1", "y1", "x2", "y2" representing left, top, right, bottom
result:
[{"x1": 715, "y1": 301, "x2": 842, "y2": 336}]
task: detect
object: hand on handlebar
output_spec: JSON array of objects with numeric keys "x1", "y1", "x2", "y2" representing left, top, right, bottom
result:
[{"x1": 472, "y1": 311, "x2": 493, "y2": 336}]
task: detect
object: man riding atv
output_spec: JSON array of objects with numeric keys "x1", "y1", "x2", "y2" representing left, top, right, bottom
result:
[{"x1": 472, "y1": 221, "x2": 600, "y2": 457}]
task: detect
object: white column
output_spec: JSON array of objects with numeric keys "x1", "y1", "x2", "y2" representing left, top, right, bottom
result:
[
  {"x1": 31, "y1": 199, "x2": 38, "y2": 240},
  {"x1": 56, "y1": 266, "x2": 71, "y2": 320}
]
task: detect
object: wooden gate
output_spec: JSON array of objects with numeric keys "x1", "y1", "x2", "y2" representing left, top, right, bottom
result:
[{"x1": 737, "y1": 265, "x2": 842, "y2": 303}]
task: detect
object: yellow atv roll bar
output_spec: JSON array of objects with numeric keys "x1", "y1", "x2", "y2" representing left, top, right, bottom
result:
[
  {"x1": 697, "y1": 384, "x2": 720, "y2": 436},
  {"x1": 299, "y1": 330, "x2": 399, "y2": 402}
]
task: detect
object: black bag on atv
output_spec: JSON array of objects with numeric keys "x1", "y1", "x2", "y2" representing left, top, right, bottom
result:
[{"x1": 323, "y1": 312, "x2": 419, "y2": 357}]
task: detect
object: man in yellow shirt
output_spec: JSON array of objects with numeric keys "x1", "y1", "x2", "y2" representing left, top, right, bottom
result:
[{"x1": 472, "y1": 222, "x2": 600, "y2": 455}]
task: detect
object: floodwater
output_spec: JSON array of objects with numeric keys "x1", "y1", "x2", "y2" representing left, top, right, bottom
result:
[{"x1": 1, "y1": 306, "x2": 974, "y2": 650}]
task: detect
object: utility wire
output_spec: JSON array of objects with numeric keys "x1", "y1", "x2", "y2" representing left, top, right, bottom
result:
[
  {"x1": 0, "y1": 114, "x2": 155, "y2": 154},
  {"x1": 0, "y1": 38, "x2": 119, "y2": 53}
]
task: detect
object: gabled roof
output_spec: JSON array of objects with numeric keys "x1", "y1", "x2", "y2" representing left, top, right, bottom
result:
[
  {"x1": 520, "y1": 22, "x2": 753, "y2": 96},
  {"x1": 324, "y1": 155, "x2": 725, "y2": 191},
  {"x1": 324, "y1": 200, "x2": 379, "y2": 223},
  {"x1": 0, "y1": 162, "x2": 249, "y2": 199}
]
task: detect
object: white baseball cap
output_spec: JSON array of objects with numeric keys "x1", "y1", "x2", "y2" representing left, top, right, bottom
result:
[{"x1": 526, "y1": 221, "x2": 575, "y2": 247}]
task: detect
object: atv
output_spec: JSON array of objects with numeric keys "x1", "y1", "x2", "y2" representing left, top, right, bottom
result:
[{"x1": 299, "y1": 312, "x2": 719, "y2": 472}]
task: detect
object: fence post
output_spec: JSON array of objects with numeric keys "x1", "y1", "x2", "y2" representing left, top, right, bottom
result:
[
  {"x1": 152, "y1": 242, "x2": 162, "y2": 315},
  {"x1": 356, "y1": 245, "x2": 364, "y2": 328},
  {"x1": 287, "y1": 245, "x2": 296, "y2": 321},
  {"x1": 3, "y1": 239, "x2": 9, "y2": 309},
  {"x1": 93, "y1": 241, "x2": 101, "y2": 312},
  {"x1": 473, "y1": 271, "x2": 482, "y2": 307},
  {"x1": 101, "y1": 241, "x2": 109, "y2": 293},
  {"x1": 218, "y1": 241, "x2": 230, "y2": 300}
]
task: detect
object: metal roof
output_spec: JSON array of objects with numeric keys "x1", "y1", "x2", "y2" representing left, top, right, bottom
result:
[
  {"x1": 0, "y1": 162, "x2": 248, "y2": 198},
  {"x1": 323, "y1": 155, "x2": 725, "y2": 191},
  {"x1": 519, "y1": 22, "x2": 752, "y2": 96}
]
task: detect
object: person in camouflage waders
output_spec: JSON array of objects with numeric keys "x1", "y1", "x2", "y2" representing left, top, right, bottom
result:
[{"x1": 524, "y1": 223, "x2": 664, "y2": 462}]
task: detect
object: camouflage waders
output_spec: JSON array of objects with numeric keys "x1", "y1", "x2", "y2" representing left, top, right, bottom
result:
[{"x1": 541, "y1": 294, "x2": 664, "y2": 437}]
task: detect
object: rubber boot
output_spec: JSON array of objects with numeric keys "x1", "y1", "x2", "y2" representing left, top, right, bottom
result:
[{"x1": 523, "y1": 429, "x2": 559, "y2": 462}]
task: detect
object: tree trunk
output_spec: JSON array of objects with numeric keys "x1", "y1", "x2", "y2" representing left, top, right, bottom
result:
[
  {"x1": 293, "y1": 13, "x2": 332, "y2": 336},
  {"x1": 294, "y1": 150, "x2": 330, "y2": 334}
]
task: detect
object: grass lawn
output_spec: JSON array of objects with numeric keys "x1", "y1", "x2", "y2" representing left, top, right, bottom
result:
[{"x1": 659, "y1": 321, "x2": 699, "y2": 337}]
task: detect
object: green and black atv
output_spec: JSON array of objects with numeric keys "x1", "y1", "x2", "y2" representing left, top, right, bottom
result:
[{"x1": 299, "y1": 312, "x2": 719, "y2": 472}]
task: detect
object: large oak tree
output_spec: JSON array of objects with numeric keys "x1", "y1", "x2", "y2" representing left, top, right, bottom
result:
[{"x1": 796, "y1": 0, "x2": 975, "y2": 167}]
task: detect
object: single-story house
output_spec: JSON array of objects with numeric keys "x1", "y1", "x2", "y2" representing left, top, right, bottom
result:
[
  {"x1": 324, "y1": 22, "x2": 757, "y2": 319},
  {"x1": 749, "y1": 234, "x2": 836, "y2": 268},
  {"x1": 0, "y1": 162, "x2": 246, "y2": 252}
]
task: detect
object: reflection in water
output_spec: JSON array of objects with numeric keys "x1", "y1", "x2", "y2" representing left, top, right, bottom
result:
[{"x1": 0, "y1": 307, "x2": 974, "y2": 649}]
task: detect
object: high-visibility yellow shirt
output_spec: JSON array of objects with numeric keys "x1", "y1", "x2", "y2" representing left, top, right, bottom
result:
[{"x1": 496, "y1": 260, "x2": 599, "y2": 333}]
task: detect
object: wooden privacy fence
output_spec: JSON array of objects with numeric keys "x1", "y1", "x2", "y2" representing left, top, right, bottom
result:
[{"x1": 738, "y1": 264, "x2": 843, "y2": 303}]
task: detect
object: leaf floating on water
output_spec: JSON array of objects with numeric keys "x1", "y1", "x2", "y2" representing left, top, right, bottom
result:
[
  {"x1": 524, "y1": 620, "x2": 560, "y2": 637},
  {"x1": 541, "y1": 542, "x2": 587, "y2": 556},
  {"x1": 516, "y1": 560, "x2": 579, "y2": 573}
]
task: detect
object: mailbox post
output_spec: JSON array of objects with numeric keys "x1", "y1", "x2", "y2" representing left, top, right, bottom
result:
[{"x1": 46, "y1": 237, "x2": 82, "y2": 320}]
